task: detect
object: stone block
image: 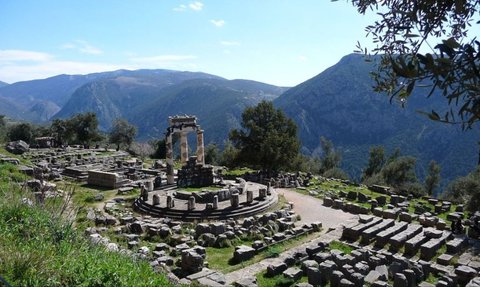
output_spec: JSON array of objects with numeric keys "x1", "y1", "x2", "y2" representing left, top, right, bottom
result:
[
  {"x1": 405, "y1": 233, "x2": 429, "y2": 256},
  {"x1": 375, "y1": 222, "x2": 408, "y2": 247},
  {"x1": 339, "y1": 278, "x2": 355, "y2": 287},
  {"x1": 324, "y1": 197, "x2": 333, "y2": 207},
  {"x1": 266, "y1": 262, "x2": 288, "y2": 277},
  {"x1": 420, "y1": 231, "x2": 450, "y2": 260},
  {"x1": 181, "y1": 249, "x2": 204, "y2": 273},
  {"x1": 388, "y1": 224, "x2": 423, "y2": 251},
  {"x1": 437, "y1": 254, "x2": 454, "y2": 265},
  {"x1": 233, "y1": 245, "x2": 255, "y2": 263},
  {"x1": 307, "y1": 267, "x2": 322, "y2": 286},
  {"x1": 456, "y1": 265, "x2": 478, "y2": 286},
  {"x1": 283, "y1": 267, "x2": 303, "y2": 281},
  {"x1": 343, "y1": 217, "x2": 383, "y2": 241},
  {"x1": 446, "y1": 236, "x2": 468, "y2": 254},
  {"x1": 393, "y1": 273, "x2": 408, "y2": 287}
]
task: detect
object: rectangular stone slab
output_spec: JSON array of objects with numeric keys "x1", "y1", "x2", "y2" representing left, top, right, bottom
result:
[
  {"x1": 361, "y1": 219, "x2": 395, "y2": 244},
  {"x1": 375, "y1": 222, "x2": 408, "y2": 247},
  {"x1": 420, "y1": 231, "x2": 451, "y2": 260},
  {"x1": 342, "y1": 217, "x2": 383, "y2": 241},
  {"x1": 405, "y1": 233, "x2": 429, "y2": 256},
  {"x1": 388, "y1": 224, "x2": 423, "y2": 250}
]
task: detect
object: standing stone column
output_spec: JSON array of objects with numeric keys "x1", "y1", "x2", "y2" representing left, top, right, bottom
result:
[
  {"x1": 146, "y1": 180, "x2": 154, "y2": 192},
  {"x1": 141, "y1": 185, "x2": 148, "y2": 201},
  {"x1": 167, "y1": 195, "x2": 175, "y2": 208},
  {"x1": 246, "y1": 190, "x2": 253, "y2": 204},
  {"x1": 213, "y1": 195, "x2": 218, "y2": 209},
  {"x1": 231, "y1": 193, "x2": 239, "y2": 208},
  {"x1": 152, "y1": 194, "x2": 160, "y2": 206},
  {"x1": 180, "y1": 132, "x2": 188, "y2": 164},
  {"x1": 196, "y1": 129, "x2": 205, "y2": 165},
  {"x1": 259, "y1": 188, "x2": 266, "y2": 200},
  {"x1": 267, "y1": 182, "x2": 272, "y2": 195},
  {"x1": 166, "y1": 134, "x2": 174, "y2": 184},
  {"x1": 188, "y1": 196, "x2": 196, "y2": 211}
]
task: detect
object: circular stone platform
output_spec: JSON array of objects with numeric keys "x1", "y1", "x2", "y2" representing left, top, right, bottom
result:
[{"x1": 133, "y1": 182, "x2": 278, "y2": 221}]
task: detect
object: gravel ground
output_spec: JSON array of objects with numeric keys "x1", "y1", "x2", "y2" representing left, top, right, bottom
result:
[
  {"x1": 224, "y1": 188, "x2": 358, "y2": 285},
  {"x1": 278, "y1": 188, "x2": 357, "y2": 229}
]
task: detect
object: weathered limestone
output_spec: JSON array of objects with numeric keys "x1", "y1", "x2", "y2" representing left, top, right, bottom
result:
[
  {"x1": 152, "y1": 194, "x2": 160, "y2": 206},
  {"x1": 233, "y1": 245, "x2": 255, "y2": 263},
  {"x1": 88, "y1": 170, "x2": 124, "y2": 188},
  {"x1": 405, "y1": 233, "x2": 429, "y2": 255},
  {"x1": 231, "y1": 193, "x2": 239, "y2": 208},
  {"x1": 361, "y1": 219, "x2": 395, "y2": 244},
  {"x1": 420, "y1": 231, "x2": 451, "y2": 260},
  {"x1": 259, "y1": 188, "x2": 267, "y2": 200},
  {"x1": 456, "y1": 265, "x2": 478, "y2": 286},
  {"x1": 141, "y1": 186, "x2": 149, "y2": 201},
  {"x1": 167, "y1": 195, "x2": 175, "y2": 208},
  {"x1": 166, "y1": 134, "x2": 174, "y2": 184},
  {"x1": 188, "y1": 196, "x2": 196, "y2": 211},
  {"x1": 375, "y1": 222, "x2": 408, "y2": 247},
  {"x1": 343, "y1": 217, "x2": 383, "y2": 241},
  {"x1": 196, "y1": 129, "x2": 204, "y2": 165},
  {"x1": 446, "y1": 236, "x2": 468, "y2": 254},
  {"x1": 212, "y1": 195, "x2": 218, "y2": 209},
  {"x1": 180, "y1": 132, "x2": 188, "y2": 164},
  {"x1": 246, "y1": 189, "x2": 253, "y2": 204},
  {"x1": 181, "y1": 248, "x2": 205, "y2": 273},
  {"x1": 283, "y1": 267, "x2": 303, "y2": 281},
  {"x1": 165, "y1": 115, "x2": 206, "y2": 184},
  {"x1": 388, "y1": 224, "x2": 423, "y2": 251}
]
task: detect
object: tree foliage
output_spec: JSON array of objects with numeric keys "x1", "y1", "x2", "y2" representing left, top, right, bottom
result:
[
  {"x1": 442, "y1": 167, "x2": 480, "y2": 211},
  {"x1": 7, "y1": 122, "x2": 34, "y2": 143},
  {"x1": 382, "y1": 155, "x2": 418, "y2": 188},
  {"x1": 50, "y1": 113, "x2": 103, "y2": 146},
  {"x1": 109, "y1": 118, "x2": 137, "y2": 150},
  {"x1": 318, "y1": 136, "x2": 342, "y2": 174},
  {"x1": 204, "y1": 143, "x2": 221, "y2": 165},
  {"x1": 425, "y1": 160, "x2": 441, "y2": 195},
  {"x1": 362, "y1": 145, "x2": 386, "y2": 180},
  {"x1": 317, "y1": 136, "x2": 347, "y2": 179},
  {"x1": 70, "y1": 112, "x2": 103, "y2": 145},
  {"x1": 229, "y1": 101, "x2": 300, "y2": 172},
  {"x1": 351, "y1": 0, "x2": 480, "y2": 128}
]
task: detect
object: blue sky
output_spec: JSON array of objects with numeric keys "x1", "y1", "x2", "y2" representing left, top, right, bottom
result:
[{"x1": 1, "y1": 1, "x2": 381, "y2": 86}]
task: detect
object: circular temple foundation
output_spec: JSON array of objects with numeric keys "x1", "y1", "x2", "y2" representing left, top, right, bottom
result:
[{"x1": 133, "y1": 182, "x2": 278, "y2": 221}]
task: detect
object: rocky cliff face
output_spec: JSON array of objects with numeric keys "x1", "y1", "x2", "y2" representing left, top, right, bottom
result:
[{"x1": 274, "y1": 53, "x2": 480, "y2": 185}]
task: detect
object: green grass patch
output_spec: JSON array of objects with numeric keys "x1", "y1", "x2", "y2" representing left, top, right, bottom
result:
[
  {"x1": 329, "y1": 240, "x2": 354, "y2": 254},
  {"x1": 223, "y1": 167, "x2": 256, "y2": 177},
  {"x1": 425, "y1": 273, "x2": 438, "y2": 284},
  {"x1": 0, "y1": 179, "x2": 175, "y2": 286},
  {"x1": 206, "y1": 231, "x2": 321, "y2": 273},
  {"x1": 256, "y1": 270, "x2": 295, "y2": 287}
]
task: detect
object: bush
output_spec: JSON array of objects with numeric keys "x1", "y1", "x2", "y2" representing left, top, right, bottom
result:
[{"x1": 0, "y1": 171, "x2": 174, "y2": 287}]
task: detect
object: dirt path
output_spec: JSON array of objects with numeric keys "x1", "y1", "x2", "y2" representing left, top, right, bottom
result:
[
  {"x1": 224, "y1": 188, "x2": 358, "y2": 285},
  {"x1": 277, "y1": 188, "x2": 357, "y2": 229}
]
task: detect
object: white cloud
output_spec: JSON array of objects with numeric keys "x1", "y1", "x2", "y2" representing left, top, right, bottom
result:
[
  {"x1": 189, "y1": 1, "x2": 203, "y2": 11},
  {"x1": 0, "y1": 49, "x2": 198, "y2": 83},
  {"x1": 298, "y1": 55, "x2": 307, "y2": 61},
  {"x1": 0, "y1": 50, "x2": 52, "y2": 62},
  {"x1": 220, "y1": 41, "x2": 240, "y2": 46},
  {"x1": 131, "y1": 55, "x2": 197, "y2": 63},
  {"x1": 173, "y1": 4, "x2": 187, "y2": 12},
  {"x1": 0, "y1": 60, "x2": 128, "y2": 83},
  {"x1": 60, "y1": 40, "x2": 103, "y2": 55},
  {"x1": 210, "y1": 19, "x2": 225, "y2": 27}
]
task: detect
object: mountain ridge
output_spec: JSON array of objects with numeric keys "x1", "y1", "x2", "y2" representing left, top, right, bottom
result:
[{"x1": 274, "y1": 53, "x2": 480, "y2": 187}]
